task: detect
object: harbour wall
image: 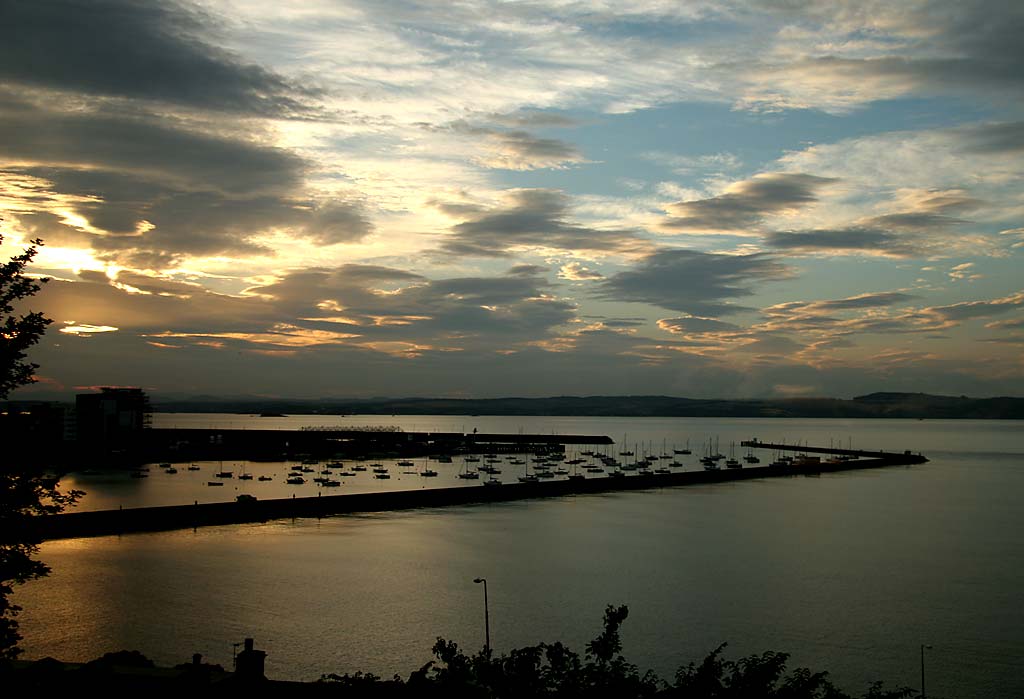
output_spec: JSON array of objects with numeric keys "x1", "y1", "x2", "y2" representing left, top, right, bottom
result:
[{"x1": 36, "y1": 452, "x2": 927, "y2": 540}]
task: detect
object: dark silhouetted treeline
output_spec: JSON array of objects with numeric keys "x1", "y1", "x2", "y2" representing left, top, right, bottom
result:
[{"x1": 317, "y1": 605, "x2": 915, "y2": 699}]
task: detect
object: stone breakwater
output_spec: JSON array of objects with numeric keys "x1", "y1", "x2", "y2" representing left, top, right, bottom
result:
[{"x1": 37, "y1": 451, "x2": 927, "y2": 540}]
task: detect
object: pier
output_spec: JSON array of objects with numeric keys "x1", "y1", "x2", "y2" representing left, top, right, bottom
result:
[
  {"x1": 85, "y1": 428, "x2": 616, "y2": 466},
  {"x1": 36, "y1": 448, "x2": 927, "y2": 540},
  {"x1": 740, "y1": 439, "x2": 924, "y2": 460}
]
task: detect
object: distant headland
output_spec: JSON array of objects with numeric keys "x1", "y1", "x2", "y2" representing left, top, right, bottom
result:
[{"x1": 147, "y1": 392, "x2": 1024, "y2": 419}]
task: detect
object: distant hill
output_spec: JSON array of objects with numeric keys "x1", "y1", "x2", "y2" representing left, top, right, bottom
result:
[{"x1": 149, "y1": 393, "x2": 1024, "y2": 419}]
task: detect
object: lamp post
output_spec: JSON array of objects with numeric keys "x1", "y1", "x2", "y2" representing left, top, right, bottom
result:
[
  {"x1": 920, "y1": 644, "x2": 933, "y2": 699},
  {"x1": 473, "y1": 577, "x2": 490, "y2": 655}
]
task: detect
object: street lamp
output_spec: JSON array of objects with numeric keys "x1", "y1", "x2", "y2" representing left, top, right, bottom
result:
[
  {"x1": 473, "y1": 577, "x2": 490, "y2": 655},
  {"x1": 920, "y1": 644, "x2": 933, "y2": 699}
]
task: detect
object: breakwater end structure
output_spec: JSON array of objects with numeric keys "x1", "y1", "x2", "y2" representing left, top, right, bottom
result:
[{"x1": 37, "y1": 445, "x2": 927, "y2": 540}]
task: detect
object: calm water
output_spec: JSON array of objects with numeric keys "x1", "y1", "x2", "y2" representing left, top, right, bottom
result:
[{"x1": 15, "y1": 416, "x2": 1024, "y2": 697}]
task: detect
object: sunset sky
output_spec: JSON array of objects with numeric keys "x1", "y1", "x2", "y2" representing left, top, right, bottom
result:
[{"x1": 3, "y1": 0, "x2": 1023, "y2": 399}]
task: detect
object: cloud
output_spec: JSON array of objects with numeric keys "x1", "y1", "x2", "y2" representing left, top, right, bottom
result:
[
  {"x1": 757, "y1": 291, "x2": 927, "y2": 336},
  {"x1": 765, "y1": 227, "x2": 923, "y2": 257},
  {"x1": 658, "y1": 316, "x2": 743, "y2": 334},
  {"x1": 599, "y1": 318, "x2": 647, "y2": 329},
  {"x1": 734, "y1": 2, "x2": 1024, "y2": 112},
  {"x1": 440, "y1": 189, "x2": 650, "y2": 257},
  {"x1": 438, "y1": 121, "x2": 585, "y2": 170},
  {"x1": 985, "y1": 317, "x2": 1024, "y2": 330},
  {"x1": 558, "y1": 262, "x2": 603, "y2": 280},
  {"x1": 929, "y1": 291, "x2": 1024, "y2": 321},
  {"x1": 757, "y1": 291, "x2": 1024, "y2": 342},
  {"x1": 490, "y1": 111, "x2": 580, "y2": 128},
  {"x1": 643, "y1": 150, "x2": 741, "y2": 174},
  {"x1": 31, "y1": 263, "x2": 579, "y2": 358},
  {"x1": 303, "y1": 202, "x2": 375, "y2": 245},
  {"x1": 1000, "y1": 228, "x2": 1024, "y2": 249},
  {"x1": 765, "y1": 209, "x2": 973, "y2": 258},
  {"x1": 597, "y1": 248, "x2": 793, "y2": 315},
  {"x1": 961, "y1": 121, "x2": 1024, "y2": 154},
  {"x1": 660, "y1": 173, "x2": 836, "y2": 234},
  {"x1": 478, "y1": 130, "x2": 585, "y2": 171},
  {"x1": 0, "y1": 99, "x2": 372, "y2": 265},
  {"x1": 506, "y1": 264, "x2": 549, "y2": 276},
  {"x1": 802, "y1": 291, "x2": 919, "y2": 312},
  {"x1": 0, "y1": 99, "x2": 306, "y2": 194},
  {"x1": 0, "y1": 0, "x2": 316, "y2": 115},
  {"x1": 948, "y1": 262, "x2": 983, "y2": 282},
  {"x1": 241, "y1": 264, "x2": 579, "y2": 349}
]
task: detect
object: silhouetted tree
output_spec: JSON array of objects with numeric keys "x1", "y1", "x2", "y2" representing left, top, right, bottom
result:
[
  {"x1": 317, "y1": 604, "x2": 916, "y2": 699},
  {"x1": 0, "y1": 232, "x2": 81, "y2": 659},
  {"x1": 0, "y1": 234, "x2": 51, "y2": 397}
]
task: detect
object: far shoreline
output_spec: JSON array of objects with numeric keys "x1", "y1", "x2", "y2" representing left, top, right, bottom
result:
[{"x1": 142, "y1": 392, "x2": 1024, "y2": 419}]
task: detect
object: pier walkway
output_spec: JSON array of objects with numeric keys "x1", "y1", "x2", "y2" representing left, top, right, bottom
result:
[{"x1": 740, "y1": 439, "x2": 925, "y2": 459}]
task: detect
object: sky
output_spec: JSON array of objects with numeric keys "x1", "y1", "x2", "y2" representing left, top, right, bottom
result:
[{"x1": 2, "y1": 0, "x2": 1023, "y2": 400}]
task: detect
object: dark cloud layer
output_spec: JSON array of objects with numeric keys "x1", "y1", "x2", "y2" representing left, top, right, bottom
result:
[
  {"x1": 441, "y1": 189, "x2": 649, "y2": 257},
  {"x1": 765, "y1": 228, "x2": 923, "y2": 257},
  {"x1": 0, "y1": 0, "x2": 316, "y2": 115},
  {"x1": 0, "y1": 99, "x2": 306, "y2": 194},
  {"x1": 959, "y1": 121, "x2": 1024, "y2": 154},
  {"x1": 598, "y1": 249, "x2": 793, "y2": 316},
  {"x1": 661, "y1": 173, "x2": 835, "y2": 232}
]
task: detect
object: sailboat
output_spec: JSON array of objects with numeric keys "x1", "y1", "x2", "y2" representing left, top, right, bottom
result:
[
  {"x1": 725, "y1": 443, "x2": 741, "y2": 469},
  {"x1": 518, "y1": 460, "x2": 538, "y2": 483},
  {"x1": 420, "y1": 459, "x2": 438, "y2": 477}
]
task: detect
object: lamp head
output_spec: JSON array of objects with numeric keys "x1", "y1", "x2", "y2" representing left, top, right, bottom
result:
[{"x1": 474, "y1": 577, "x2": 483, "y2": 584}]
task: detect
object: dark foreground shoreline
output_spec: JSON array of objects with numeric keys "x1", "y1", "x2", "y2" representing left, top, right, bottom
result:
[{"x1": 37, "y1": 452, "x2": 927, "y2": 540}]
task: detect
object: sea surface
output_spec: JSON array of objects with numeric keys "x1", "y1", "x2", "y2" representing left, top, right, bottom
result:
[{"x1": 14, "y1": 415, "x2": 1024, "y2": 697}]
